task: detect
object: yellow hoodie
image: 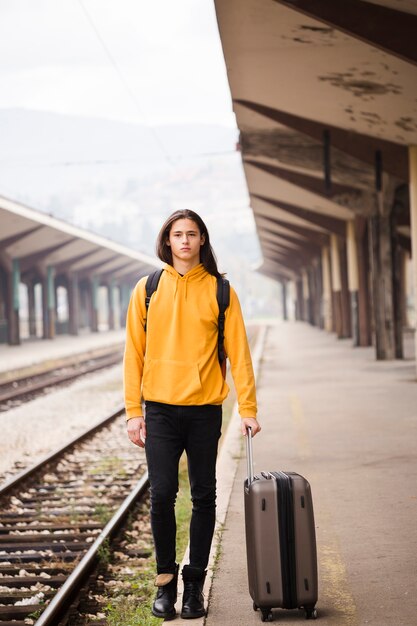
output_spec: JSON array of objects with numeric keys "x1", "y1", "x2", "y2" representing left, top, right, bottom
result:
[{"x1": 123, "y1": 263, "x2": 257, "y2": 420}]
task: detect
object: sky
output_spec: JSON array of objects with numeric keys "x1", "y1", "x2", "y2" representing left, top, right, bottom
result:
[
  {"x1": 0, "y1": 0, "x2": 235, "y2": 127},
  {"x1": 0, "y1": 0, "x2": 281, "y2": 316}
]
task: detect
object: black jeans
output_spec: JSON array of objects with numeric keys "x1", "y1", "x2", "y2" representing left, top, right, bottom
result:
[{"x1": 145, "y1": 401, "x2": 222, "y2": 574}]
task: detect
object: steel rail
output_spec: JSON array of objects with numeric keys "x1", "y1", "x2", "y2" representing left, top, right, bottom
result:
[
  {"x1": 0, "y1": 352, "x2": 123, "y2": 404},
  {"x1": 0, "y1": 344, "x2": 124, "y2": 388},
  {"x1": 0, "y1": 404, "x2": 126, "y2": 497},
  {"x1": 34, "y1": 471, "x2": 149, "y2": 626}
]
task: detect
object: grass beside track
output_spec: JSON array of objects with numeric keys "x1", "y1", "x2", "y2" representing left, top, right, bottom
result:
[
  {"x1": 103, "y1": 404, "x2": 235, "y2": 625},
  {"x1": 103, "y1": 461, "x2": 194, "y2": 625}
]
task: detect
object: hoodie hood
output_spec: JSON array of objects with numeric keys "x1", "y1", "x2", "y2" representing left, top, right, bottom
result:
[
  {"x1": 163, "y1": 263, "x2": 208, "y2": 299},
  {"x1": 163, "y1": 263, "x2": 207, "y2": 281}
]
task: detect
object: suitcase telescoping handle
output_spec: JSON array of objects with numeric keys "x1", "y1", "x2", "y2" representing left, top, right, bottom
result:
[{"x1": 246, "y1": 426, "x2": 254, "y2": 485}]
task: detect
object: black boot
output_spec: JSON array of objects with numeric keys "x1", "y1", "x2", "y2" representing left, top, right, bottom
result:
[
  {"x1": 152, "y1": 565, "x2": 178, "y2": 620},
  {"x1": 181, "y1": 565, "x2": 207, "y2": 619}
]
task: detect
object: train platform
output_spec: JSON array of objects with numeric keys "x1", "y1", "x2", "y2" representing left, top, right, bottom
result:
[
  {"x1": 0, "y1": 329, "x2": 126, "y2": 380},
  {"x1": 175, "y1": 321, "x2": 417, "y2": 626}
]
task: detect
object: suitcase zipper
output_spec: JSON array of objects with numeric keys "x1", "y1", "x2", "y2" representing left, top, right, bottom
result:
[{"x1": 272, "y1": 471, "x2": 298, "y2": 610}]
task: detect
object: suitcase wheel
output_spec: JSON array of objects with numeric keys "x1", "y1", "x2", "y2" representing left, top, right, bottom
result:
[
  {"x1": 305, "y1": 607, "x2": 318, "y2": 620},
  {"x1": 261, "y1": 608, "x2": 273, "y2": 622},
  {"x1": 253, "y1": 602, "x2": 259, "y2": 611}
]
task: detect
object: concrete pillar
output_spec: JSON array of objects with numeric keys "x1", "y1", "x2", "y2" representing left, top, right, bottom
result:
[
  {"x1": 302, "y1": 269, "x2": 311, "y2": 323},
  {"x1": 282, "y1": 281, "x2": 288, "y2": 321},
  {"x1": 119, "y1": 284, "x2": 130, "y2": 328},
  {"x1": 79, "y1": 281, "x2": 90, "y2": 329},
  {"x1": 391, "y1": 211, "x2": 404, "y2": 359},
  {"x1": 368, "y1": 190, "x2": 396, "y2": 359},
  {"x1": 307, "y1": 264, "x2": 320, "y2": 327},
  {"x1": 7, "y1": 259, "x2": 20, "y2": 345},
  {"x1": 354, "y1": 216, "x2": 372, "y2": 347},
  {"x1": 339, "y1": 237, "x2": 352, "y2": 339},
  {"x1": 108, "y1": 282, "x2": 115, "y2": 330},
  {"x1": 91, "y1": 276, "x2": 99, "y2": 332},
  {"x1": 330, "y1": 234, "x2": 343, "y2": 338},
  {"x1": 68, "y1": 273, "x2": 79, "y2": 336},
  {"x1": 314, "y1": 258, "x2": 323, "y2": 328},
  {"x1": 54, "y1": 283, "x2": 59, "y2": 321},
  {"x1": 0, "y1": 266, "x2": 7, "y2": 344},
  {"x1": 47, "y1": 266, "x2": 55, "y2": 339},
  {"x1": 409, "y1": 146, "x2": 417, "y2": 373},
  {"x1": 403, "y1": 251, "x2": 413, "y2": 328},
  {"x1": 399, "y1": 250, "x2": 408, "y2": 328},
  {"x1": 286, "y1": 280, "x2": 296, "y2": 321},
  {"x1": 42, "y1": 266, "x2": 56, "y2": 339},
  {"x1": 27, "y1": 280, "x2": 37, "y2": 337},
  {"x1": 296, "y1": 278, "x2": 304, "y2": 321},
  {"x1": 321, "y1": 247, "x2": 332, "y2": 332},
  {"x1": 347, "y1": 221, "x2": 359, "y2": 346}
]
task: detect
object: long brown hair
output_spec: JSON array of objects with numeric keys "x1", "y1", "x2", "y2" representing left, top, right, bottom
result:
[{"x1": 156, "y1": 209, "x2": 221, "y2": 277}]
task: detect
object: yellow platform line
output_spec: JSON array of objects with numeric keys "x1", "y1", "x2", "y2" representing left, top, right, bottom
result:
[
  {"x1": 289, "y1": 392, "x2": 311, "y2": 459},
  {"x1": 289, "y1": 392, "x2": 358, "y2": 625},
  {"x1": 317, "y1": 512, "x2": 359, "y2": 626}
]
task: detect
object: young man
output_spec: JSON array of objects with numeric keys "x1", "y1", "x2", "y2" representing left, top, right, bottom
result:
[{"x1": 124, "y1": 209, "x2": 261, "y2": 620}]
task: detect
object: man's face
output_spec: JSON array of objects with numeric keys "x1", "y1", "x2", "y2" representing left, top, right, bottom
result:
[{"x1": 167, "y1": 218, "x2": 205, "y2": 266}]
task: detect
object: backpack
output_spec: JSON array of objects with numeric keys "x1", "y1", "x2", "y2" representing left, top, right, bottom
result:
[{"x1": 145, "y1": 269, "x2": 230, "y2": 378}]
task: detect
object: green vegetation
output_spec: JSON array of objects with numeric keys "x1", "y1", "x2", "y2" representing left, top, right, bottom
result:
[
  {"x1": 93, "y1": 502, "x2": 113, "y2": 525},
  {"x1": 89, "y1": 456, "x2": 127, "y2": 478},
  {"x1": 103, "y1": 461, "x2": 192, "y2": 626},
  {"x1": 28, "y1": 607, "x2": 44, "y2": 620},
  {"x1": 105, "y1": 561, "x2": 163, "y2": 626},
  {"x1": 97, "y1": 538, "x2": 111, "y2": 566}
]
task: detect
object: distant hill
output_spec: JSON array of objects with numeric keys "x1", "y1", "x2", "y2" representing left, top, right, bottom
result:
[
  {"x1": 0, "y1": 108, "x2": 237, "y2": 175},
  {"x1": 0, "y1": 108, "x2": 244, "y2": 246},
  {"x1": 0, "y1": 108, "x2": 281, "y2": 317}
]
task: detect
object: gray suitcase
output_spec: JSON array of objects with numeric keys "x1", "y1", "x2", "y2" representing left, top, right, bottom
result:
[{"x1": 244, "y1": 429, "x2": 318, "y2": 622}]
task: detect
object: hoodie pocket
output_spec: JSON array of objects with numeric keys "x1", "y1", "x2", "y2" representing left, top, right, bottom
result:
[{"x1": 143, "y1": 359, "x2": 202, "y2": 403}]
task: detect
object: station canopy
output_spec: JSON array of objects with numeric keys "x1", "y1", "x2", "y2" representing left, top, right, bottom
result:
[
  {"x1": 214, "y1": 0, "x2": 417, "y2": 281},
  {"x1": 0, "y1": 195, "x2": 159, "y2": 281}
]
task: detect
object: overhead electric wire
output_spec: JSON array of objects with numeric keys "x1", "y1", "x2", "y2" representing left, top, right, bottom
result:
[
  {"x1": 76, "y1": 0, "x2": 172, "y2": 164},
  {"x1": 0, "y1": 149, "x2": 237, "y2": 169}
]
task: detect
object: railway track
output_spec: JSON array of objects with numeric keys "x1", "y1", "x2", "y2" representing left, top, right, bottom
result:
[
  {"x1": 0, "y1": 350, "x2": 124, "y2": 411},
  {"x1": 0, "y1": 406, "x2": 149, "y2": 625}
]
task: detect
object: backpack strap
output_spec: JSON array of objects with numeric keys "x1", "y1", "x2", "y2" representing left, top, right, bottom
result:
[
  {"x1": 145, "y1": 269, "x2": 164, "y2": 329},
  {"x1": 216, "y1": 276, "x2": 230, "y2": 376}
]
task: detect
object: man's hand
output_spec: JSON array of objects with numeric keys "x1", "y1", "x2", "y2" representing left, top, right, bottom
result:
[
  {"x1": 127, "y1": 416, "x2": 146, "y2": 448},
  {"x1": 241, "y1": 417, "x2": 261, "y2": 437}
]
